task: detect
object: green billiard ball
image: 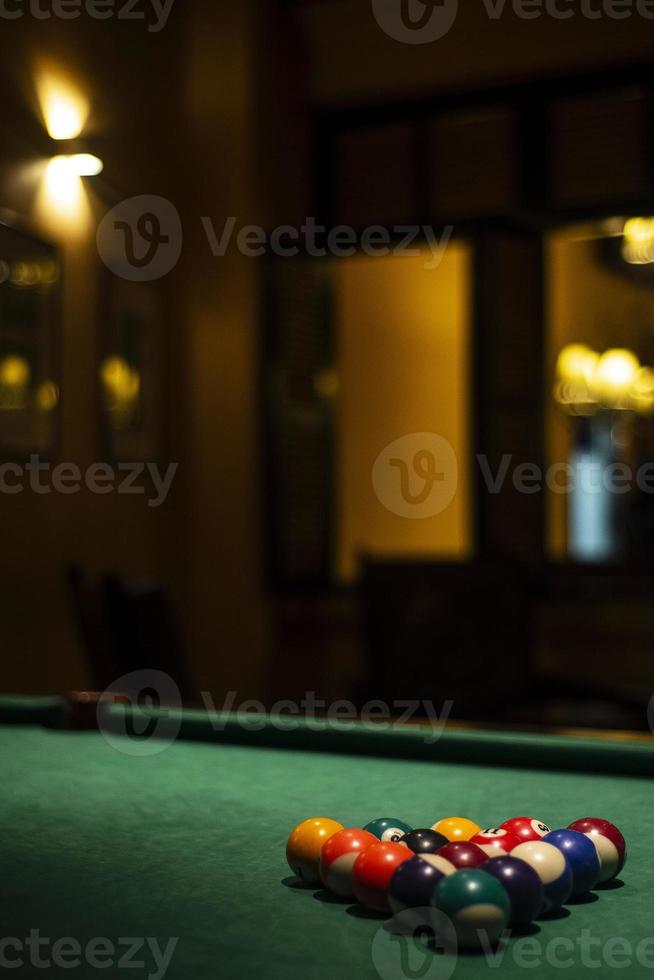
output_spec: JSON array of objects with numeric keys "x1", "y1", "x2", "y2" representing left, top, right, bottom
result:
[
  {"x1": 432, "y1": 869, "x2": 510, "y2": 948},
  {"x1": 363, "y1": 817, "x2": 413, "y2": 843}
]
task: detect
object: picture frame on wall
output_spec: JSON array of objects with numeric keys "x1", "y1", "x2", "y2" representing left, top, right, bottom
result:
[
  {"x1": 99, "y1": 276, "x2": 166, "y2": 464},
  {"x1": 0, "y1": 220, "x2": 61, "y2": 457}
]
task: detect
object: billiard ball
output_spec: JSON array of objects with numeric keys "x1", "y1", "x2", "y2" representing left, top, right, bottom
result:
[
  {"x1": 483, "y1": 856, "x2": 545, "y2": 925},
  {"x1": 363, "y1": 817, "x2": 413, "y2": 843},
  {"x1": 511, "y1": 841, "x2": 573, "y2": 914},
  {"x1": 500, "y1": 816, "x2": 551, "y2": 843},
  {"x1": 542, "y1": 829, "x2": 601, "y2": 896},
  {"x1": 470, "y1": 828, "x2": 521, "y2": 857},
  {"x1": 352, "y1": 841, "x2": 411, "y2": 911},
  {"x1": 431, "y1": 817, "x2": 481, "y2": 842},
  {"x1": 399, "y1": 829, "x2": 449, "y2": 854},
  {"x1": 436, "y1": 841, "x2": 488, "y2": 870},
  {"x1": 568, "y1": 817, "x2": 627, "y2": 883},
  {"x1": 388, "y1": 854, "x2": 450, "y2": 914},
  {"x1": 431, "y1": 869, "x2": 510, "y2": 948},
  {"x1": 319, "y1": 828, "x2": 378, "y2": 897},
  {"x1": 286, "y1": 817, "x2": 344, "y2": 885}
]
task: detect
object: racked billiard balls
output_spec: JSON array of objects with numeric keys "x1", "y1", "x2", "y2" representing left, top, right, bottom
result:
[
  {"x1": 363, "y1": 817, "x2": 413, "y2": 843},
  {"x1": 352, "y1": 841, "x2": 411, "y2": 911},
  {"x1": 511, "y1": 841, "x2": 573, "y2": 914},
  {"x1": 542, "y1": 829, "x2": 601, "y2": 896},
  {"x1": 568, "y1": 817, "x2": 626, "y2": 883},
  {"x1": 431, "y1": 816, "x2": 481, "y2": 843},
  {"x1": 436, "y1": 841, "x2": 488, "y2": 870},
  {"x1": 286, "y1": 817, "x2": 344, "y2": 884},
  {"x1": 388, "y1": 854, "x2": 449, "y2": 914},
  {"x1": 483, "y1": 855, "x2": 545, "y2": 925},
  {"x1": 500, "y1": 816, "x2": 551, "y2": 843},
  {"x1": 470, "y1": 828, "x2": 521, "y2": 857},
  {"x1": 431, "y1": 869, "x2": 510, "y2": 948},
  {"x1": 319, "y1": 828, "x2": 378, "y2": 897},
  {"x1": 399, "y1": 828, "x2": 449, "y2": 854}
]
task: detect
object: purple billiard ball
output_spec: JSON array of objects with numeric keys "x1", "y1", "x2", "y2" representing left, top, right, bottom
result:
[
  {"x1": 483, "y1": 855, "x2": 545, "y2": 925},
  {"x1": 542, "y1": 829, "x2": 601, "y2": 896}
]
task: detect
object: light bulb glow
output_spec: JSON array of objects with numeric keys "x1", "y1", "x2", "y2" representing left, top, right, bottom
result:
[
  {"x1": 67, "y1": 153, "x2": 103, "y2": 177},
  {"x1": 36, "y1": 70, "x2": 89, "y2": 140}
]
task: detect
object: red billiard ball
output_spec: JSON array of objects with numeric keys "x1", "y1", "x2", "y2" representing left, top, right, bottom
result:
[
  {"x1": 352, "y1": 842, "x2": 411, "y2": 912},
  {"x1": 470, "y1": 828, "x2": 521, "y2": 857},
  {"x1": 568, "y1": 817, "x2": 627, "y2": 883},
  {"x1": 319, "y1": 828, "x2": 378, "y2": 897},
  {"x1": 436, "y1": 841, "x2": 488, "y2": 870},
  {"x1": 500, "y1": 816, "x2": 551, "y2": 843}
]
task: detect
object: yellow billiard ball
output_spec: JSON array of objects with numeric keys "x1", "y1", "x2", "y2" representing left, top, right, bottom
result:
[
  {"x1": 431, "y1": 817, "x2": 481, "y2": 843},
  {"x1": 286, "y1": 817, "x2": 344, "y2": 884}
]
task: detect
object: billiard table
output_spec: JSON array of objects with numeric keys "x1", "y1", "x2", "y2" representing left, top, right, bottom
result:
[{"x1": 2, "y1": 695, "x2": 653, "y2": 979}]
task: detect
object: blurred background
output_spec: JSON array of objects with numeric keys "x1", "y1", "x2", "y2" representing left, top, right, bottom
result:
[{"x1": 2, "y1": 0, "x2": 654, "y2": 731}]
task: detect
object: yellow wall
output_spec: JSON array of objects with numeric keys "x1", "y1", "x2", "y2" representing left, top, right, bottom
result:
[{"x1": 335, "y1": 247, "x2": 471, "y2": 581}]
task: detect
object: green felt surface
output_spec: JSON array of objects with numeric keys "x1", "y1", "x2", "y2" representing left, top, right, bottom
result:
[{"x1": 1, "y1": 713, "x2": 653, "y2": 979}]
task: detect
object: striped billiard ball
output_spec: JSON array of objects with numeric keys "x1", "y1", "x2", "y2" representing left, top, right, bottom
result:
[
  {"x1": 568, "y1": 817, "x2": 627, "y2": 883},
  {"x1": 431, "y1": 869, "x2": 510, "y2": 948},
  {"x1": 511, "y1": 841, "x2": 573, "y2": 914},
  {"x1": 469, "y1": 828, "x2": 521, "y2": 857},
  {"x1": 319, "y1": 828, "x2": 378, "y2": 897},
  {"x1": 364, "y1": 817, "x2": 413, "y2": 843}
]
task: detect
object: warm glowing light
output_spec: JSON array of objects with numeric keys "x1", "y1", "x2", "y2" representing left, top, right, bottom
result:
[
  {"x1": 592, "y1": 348, "x2": 640, "y2": 405},
  {"x1": 40, "y1": 156, "x2": 86, "y2": 218},
  {"x1": 556, "y1": 344, "x2": 599, "y2": 386},
  {"x1": 67, "y1": 153, "x2": 103, "y2": 177},
  {"x1": 0, "y1": 355, "x2": 30, "y2": 388},
  {"x1": 35, "y1": 380, "x2": 59, "y2": 412},
  {"x1": 622, "y1": 217, "x2": 654, "y2": 264},
  {"x1": 101, "y1": 356, "x2": 141, "y2": 425},
  {"x1": 36, "y1": 70, "x2": 88, "y2": 140}
]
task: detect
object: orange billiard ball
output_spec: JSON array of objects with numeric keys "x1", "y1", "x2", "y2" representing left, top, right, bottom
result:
[
  {"x1": 431, "y1": 817, "x2": 482, "y2": 843},
  {"x1": 286, "y1": 817, "x2": 344, "y2": 884}
]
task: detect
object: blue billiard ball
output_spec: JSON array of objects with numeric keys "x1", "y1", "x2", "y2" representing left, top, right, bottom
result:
[
  {"x1": 542, "y1": 829, "x2": 601, "y2": 896},
  {"x1": 483, "y1": 856, "x2": 545, "y2": 925},
  {"x1": 363, "y1": 817, "x2": 413, "y2": 843},
  {"x1": 388, "y1": 854, "x2": 449, "y2": 914}
]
